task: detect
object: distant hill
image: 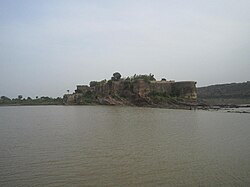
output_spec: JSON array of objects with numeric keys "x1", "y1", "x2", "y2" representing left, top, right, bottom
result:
[{"x1": 197, "y1": 81, "x2": 250, "y2": 105}]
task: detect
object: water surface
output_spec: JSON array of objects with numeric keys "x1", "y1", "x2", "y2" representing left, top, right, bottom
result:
[{"x1": 0, "y1": 106, "x2": 250, "y2": 186}]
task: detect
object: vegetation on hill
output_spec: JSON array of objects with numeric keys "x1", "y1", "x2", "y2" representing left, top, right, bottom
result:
[
  {"x1": 125, "y1": 73, "x2": 156, "y2": 83},
  {"x1": 198, "y1": 81, "x2": 250, "y2": 99},
  {"x1": 0, "y1": 96, "x2": 63, "y2": 105},
  {"x1": 197, "y1": 81, "x2": 250, "y2": 105},
  {"x1": 89, "y1": 73, "x2": 156, "y2": 87}
]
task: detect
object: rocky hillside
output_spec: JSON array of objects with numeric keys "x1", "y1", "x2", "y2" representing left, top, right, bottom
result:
[
  {"x1": 197, "y1": 81, "x2": 250, "y2": 105},
  {"x1": 198, "y1": 81, "x2": 250, "y2": 98}
]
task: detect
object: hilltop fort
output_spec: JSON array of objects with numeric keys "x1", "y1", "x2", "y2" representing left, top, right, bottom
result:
[{"x1": 63, "y1": 72, "x2": 197, "y2": 109}]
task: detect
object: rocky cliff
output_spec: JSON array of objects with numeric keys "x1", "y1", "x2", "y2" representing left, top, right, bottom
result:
[{"x1": 64, "y1": 73, "x2": 197, "y2": 109}]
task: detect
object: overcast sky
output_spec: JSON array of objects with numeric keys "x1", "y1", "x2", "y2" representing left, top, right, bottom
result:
[{"x1": 1, "y1": 0, "x2": 250, "y2": 98}]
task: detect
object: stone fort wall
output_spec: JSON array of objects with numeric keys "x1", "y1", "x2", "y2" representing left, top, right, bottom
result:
[{"x1": 75, "y1": 80, "x2": 197, "y2": 100}]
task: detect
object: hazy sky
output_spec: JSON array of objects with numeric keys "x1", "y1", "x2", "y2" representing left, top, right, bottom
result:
[{"x1": 1, "y1": 0, "x2": 250, "y2": 98}]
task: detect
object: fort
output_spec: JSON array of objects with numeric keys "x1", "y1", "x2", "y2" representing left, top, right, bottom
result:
[{"x1": 64, "y1": 73, "x2": 197, "y2": 108}]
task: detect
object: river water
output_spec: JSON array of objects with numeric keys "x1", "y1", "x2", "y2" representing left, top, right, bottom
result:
[{"x1": 0, "y1": 106, "x2": 249, "y2": 186}]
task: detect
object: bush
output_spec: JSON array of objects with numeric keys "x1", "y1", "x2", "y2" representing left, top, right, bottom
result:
[
  {"x1": 1, "y1": 96, "x2": 11, "y2": 101},
  {"x1": 129, "y1": 73, "x2": 156, "y2": 83},
  {"x1": 112, "y1": 72, "x2": 121, "y2": 81},
  {"x1": 148, "y1": 91, "x2": 170, "y2": 103},
  {"x1": 90, "y1": 81, "x2": 98, "y2": 87}
]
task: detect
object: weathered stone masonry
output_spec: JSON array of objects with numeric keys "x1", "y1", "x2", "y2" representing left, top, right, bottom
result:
[{"x1": 64, "y1": 78, "x2": 197, "y2": 105}]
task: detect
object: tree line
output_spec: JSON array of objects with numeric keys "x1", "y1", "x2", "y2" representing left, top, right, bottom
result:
[{"x1": 0, "y1": 95, "x2": 63, "y2": 105}]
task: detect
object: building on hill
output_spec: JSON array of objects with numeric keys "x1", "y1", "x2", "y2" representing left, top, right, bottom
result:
[{"x1": 64, "y1": 74, "x2": 197, "y2": 105}]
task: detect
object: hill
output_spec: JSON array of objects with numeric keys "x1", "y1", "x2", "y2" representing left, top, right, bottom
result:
[{"x1": 197, "y1": 81, "x2": 250, "y2": 105}]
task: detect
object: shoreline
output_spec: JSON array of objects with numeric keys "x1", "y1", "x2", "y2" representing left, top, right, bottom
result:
[
  {"x1": 1, "y1": 102, "x2": 250, "y2": 112},
  {"x1": 0, "y1": 103, "x2": 63, "y2": 107}
]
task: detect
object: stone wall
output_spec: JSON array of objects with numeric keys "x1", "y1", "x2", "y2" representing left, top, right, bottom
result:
[
  {"x1": 132, "y1": 80, "x2": 150, "y2": 97},
  {"x1": 75, "y1": 85, "x2": 91, "y2": 94},
  {"x1": 94, "y1": 83, "x2": 110, "y2": 96},
  {"x1": 149, "y1": 81, "x2": 172, "y2": 95},
  {"x1": 64, "y1": 79, "x2": 197, "y2": 105},
  {"x1": 111, "y1": 81, "x2": 124, "y2": 95},
  {"x1": 172, "y1": 81, "x2": 197, "y2": 99},
  {"x1": 131, "y1": 80, "x2": 197, "y2": 99}
]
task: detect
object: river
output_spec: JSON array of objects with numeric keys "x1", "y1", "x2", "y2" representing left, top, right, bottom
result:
[{"x1": 0, "y1": 106, "x2": 249, "y2": 186}]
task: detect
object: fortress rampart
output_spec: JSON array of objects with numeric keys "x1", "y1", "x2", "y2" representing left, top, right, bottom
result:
[
  {"x1": 65, "y1": 76, "x2": 197, "y2": 105},
  {"x1": 172, "y1": 81, "x2": 197, "y2": 99},
  {"x1": 64, "y1": 73, "x2": 197, "y2": 105}
]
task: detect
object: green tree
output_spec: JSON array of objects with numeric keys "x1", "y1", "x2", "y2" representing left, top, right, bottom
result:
[
  {"x1": 1, "y1": 96, "x2": 11, "y2": 100},
  {"x1": 90, "y1": 81, "x2": 98, "y2": 87},
  {"x1": 130, "y1": 74, "x2": 156, "y2": 82},
  {"x1": 112, "y1": 72, "x2": 121, "y2": 81}
]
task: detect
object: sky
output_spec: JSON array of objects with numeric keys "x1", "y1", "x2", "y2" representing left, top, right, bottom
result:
[{"x1": 0, "y1": 0, "x2": 250, "y2": 98}]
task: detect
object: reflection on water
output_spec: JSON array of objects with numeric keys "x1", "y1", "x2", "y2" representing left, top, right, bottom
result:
[{"x1": 0, "y1": 106, "x2": 250, "y2": 186}]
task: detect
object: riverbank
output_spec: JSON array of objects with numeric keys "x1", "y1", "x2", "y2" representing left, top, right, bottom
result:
[
  {"x1": 1, "y1": 96, "x2": 249, "y2": 112},
  {"x1": 1, "y1": 103, "x2": 250, "y2": 114},
  {"x1": 196, "y1": 103, "x2": 250, "y2": 114},
  {"x1": 0, "y1": 99, "x2": 197, "y2": 110},
  {"x1": 63, "y1": 93, "x2": 199, "y2": 110}
]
